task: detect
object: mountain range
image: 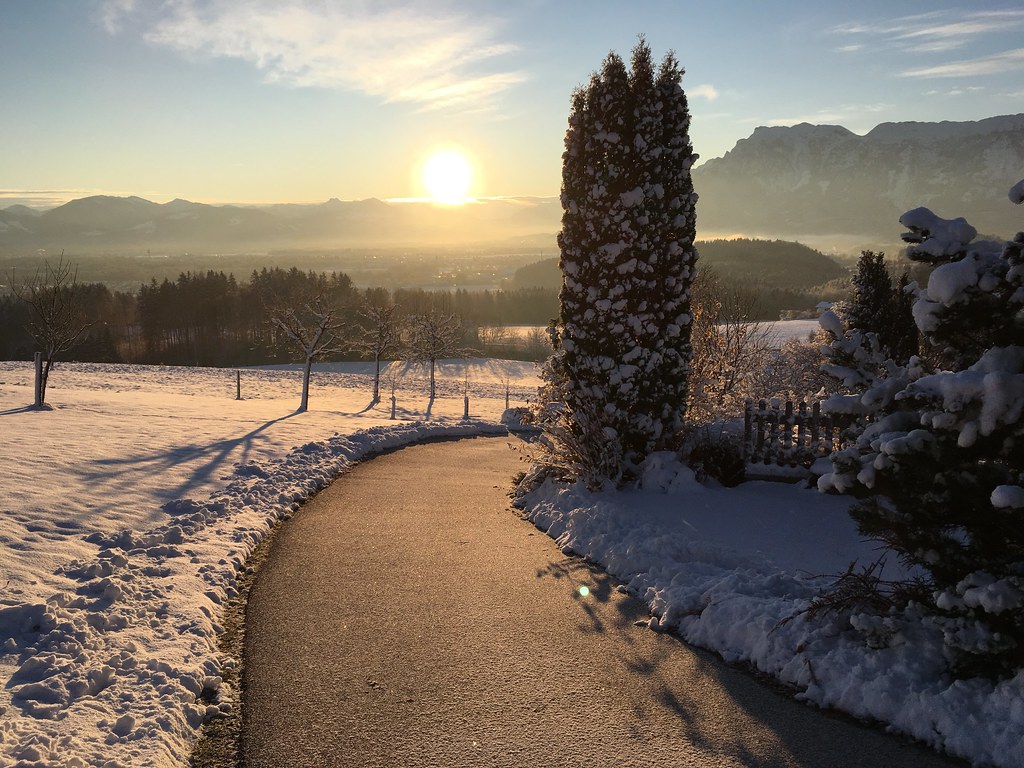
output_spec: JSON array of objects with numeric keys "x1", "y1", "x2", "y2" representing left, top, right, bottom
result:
[
  {"x1": 0, "y1": 196, "x2": 562, "y2": 253},
  {"x1": 2, "y1": 114, "x2": 1021, "y2": 254},
  {"x1": 692, "y1": 114, "x2": 1024, "y2": 240}
]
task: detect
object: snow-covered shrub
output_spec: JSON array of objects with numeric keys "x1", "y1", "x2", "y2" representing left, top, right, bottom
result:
[
  {"x1": 547, "y1": 39, "x2": 698, "y2": 482},
  {"x1": 819, "y1": 184, "x2": 1024, "y2": 677}
]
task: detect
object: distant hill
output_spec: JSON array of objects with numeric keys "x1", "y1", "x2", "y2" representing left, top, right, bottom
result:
[
  {"x1": 511, "y1": 238, "x2": 847, "y2": 292},
  {"x1": 0, "y1": 195, "x2": 563, "y2": 254},
  {"x1": 693, "y1": 114, "x2": 1024, "y2": 240}
]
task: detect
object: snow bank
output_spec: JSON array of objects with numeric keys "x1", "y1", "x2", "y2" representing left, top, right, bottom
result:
[
  {"x1": 516, "y1": 454, "x2": 1024, "y2": 768},
  {"x1": 0, "y1": 360, "x2": 531, "y2": 767}
]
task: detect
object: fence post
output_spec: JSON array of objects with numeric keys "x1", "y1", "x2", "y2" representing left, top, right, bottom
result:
[
  {"x1": 743, "y1": 399, "x2": 754, "y2": 462},
  {"x1": 783, "y1": 400, "x2": 794, "y2": 462},
  {"x1": 811, "y1": 401, "x2": 821, "y2": 454},
  {"x1": 34, "y1": 352, "x2": 42, "y2": 408},
  {"x1": 235, "y1": 370, "x2": 241, "y2": 400},
  {"x1": 390, "y1": 394, "x2": 397, "y2": 420},
  {"x1": 797, "y1": 401, "x2": 808, "y2": 457},
  {"x1": 755, "y1": 399, "x2": 767, "y2": 463},
  {"x1": 767, "y1": 401, "x2": 781, "y2": 465}
]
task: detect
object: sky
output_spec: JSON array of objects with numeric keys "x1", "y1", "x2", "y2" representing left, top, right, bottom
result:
[{"x1": 2, "y1": 0, "x2": 1023, "y2": 208}]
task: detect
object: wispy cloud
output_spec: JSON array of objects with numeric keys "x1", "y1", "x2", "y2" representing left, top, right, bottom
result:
[
  {"x1": 831, "y1": 8, "x2": 1024, "y2": 63},
  {"x1": 99, "y1": 0, "x2": 136, "y2": 34},
  {"x1": 901, "y1": 48, "x2": 1024, "y2": 78},
  {"x1": 925, "y1": 85, "x2": 985, "y2": 97},
  {"x1": 98, "y1": 0, "x2": 524, "y2": 111},
  {"x1": 764, "y1": 103, "x2": 889, "y2": 127},
  {"x1": 689, "y1": 84, "x2": 719, "y2": 101}
]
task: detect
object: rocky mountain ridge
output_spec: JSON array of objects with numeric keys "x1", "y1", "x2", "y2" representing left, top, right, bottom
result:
[{"x1": 692, "y1": 114, "x2": 1024, "y2": 239}]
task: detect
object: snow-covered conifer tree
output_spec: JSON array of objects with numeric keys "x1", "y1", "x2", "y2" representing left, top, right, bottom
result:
[
  {"x1": 819, "y1": 186, "x2": 1024, "y2": 677},
  {"x1": 548, "y1": 39, "x2": 698, "y2": 483},
  {"x1": 845, "y1": 250, "x2": 918, "y2": 364}
]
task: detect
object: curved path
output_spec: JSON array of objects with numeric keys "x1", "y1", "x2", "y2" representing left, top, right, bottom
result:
[{"x1": 241, "y1": 436, "x2": 959, "y2": 767}]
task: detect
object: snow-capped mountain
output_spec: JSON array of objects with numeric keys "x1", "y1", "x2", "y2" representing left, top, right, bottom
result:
[{"x1": 693, "y1": 114, "x2": 1024, "y2": 239}]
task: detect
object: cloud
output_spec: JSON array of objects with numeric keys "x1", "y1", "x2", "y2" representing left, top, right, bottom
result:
[
  {"x1": 763, "y1": 103, "x2": 889, "y2": 127},
  {"x1": 925, "y1": 85, "x2": 985, "y2": 97},
  {"x1": 831, "y1": 8, "x2": 1024, "y2": 59},
  {"x1": 895, "y1": 18, "x2": 1018, "y2": 41},
  {"x1": 99, "y1": 0, "x2": 136, "y2": 34},
  {"x1": 98, "y1": 0, "x2": 524, "y2": 111},
  {"x1": 688, "y1": 84, "x2": 718, "y2": 101},
  {"x1": 900, "y1": 48, "x2": 1024, "y2": 78}
]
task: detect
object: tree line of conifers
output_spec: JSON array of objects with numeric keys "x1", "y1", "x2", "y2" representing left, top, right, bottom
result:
[{"x1": 0, "y1": 266, "x2": 559, "y2": 366}]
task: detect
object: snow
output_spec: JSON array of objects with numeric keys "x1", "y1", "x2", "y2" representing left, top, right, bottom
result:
[
  {"x1": 4, "y1": 355, "x2": 1022, "y2": 767},
  {"x1": 1010, "y1": 178, "x2": 1024, "y2": 206},
  {"x1": 516, "y1": 452, "x2": 1024, "y2": 768},
  {"x1": 899, "y1": 207, "x2": 978, "y2": 260},
  {"x1": 0, "y1": 358, "x2": 538, "y2": 768}
]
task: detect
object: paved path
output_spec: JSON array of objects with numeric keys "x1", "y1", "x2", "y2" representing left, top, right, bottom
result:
[{"x1": 241, "y1": 436, "x2": 960, "y2": 767}]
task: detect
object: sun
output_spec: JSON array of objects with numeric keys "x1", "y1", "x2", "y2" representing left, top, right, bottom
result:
[{"x1": 422, "y1": 149, "x2": 473, "y2": 205}]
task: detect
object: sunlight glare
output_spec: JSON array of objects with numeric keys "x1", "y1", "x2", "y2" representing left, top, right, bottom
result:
[
  {"x1": 422, "y1": 149, "x2": 472, "y2": 205},
  {"x1": 578, "y1": 585, "x2": 590, "y2": 597}
]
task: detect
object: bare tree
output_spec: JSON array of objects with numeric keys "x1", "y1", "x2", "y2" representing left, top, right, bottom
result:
[
  {"x1": 353, "y1": 302, "x2": 400, "y2": 403},
  {"x1": 687, "y1": 270, "x2": 776, "y2": 424},
  {"x1": 405, "y1": 311, "x2": 466, "y2": 400},
  {"x1": 265, "y1": 292, "x2": 347, "y2": 412},
  {"x1": 381, "y1": 361, "x2": 405, "y2": 419},
  {"x1": 11, "y1": 255, "x2": 94, "y2": 406}
]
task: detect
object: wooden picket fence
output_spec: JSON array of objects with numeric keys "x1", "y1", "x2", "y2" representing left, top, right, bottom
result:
[{"x1": 743, "y1": 399, "x2": 856, "y2": 469}]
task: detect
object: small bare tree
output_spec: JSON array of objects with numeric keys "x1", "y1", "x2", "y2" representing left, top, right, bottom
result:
[
  {"x1": 405, "y1": 311, "x2": 466, "y2": 400},
  {"x1": 381, "y1": 361, "x2": 405, "y2": 419},
  {"x1": 687, "y1": 270, "x2": 776, "y2": 423},
  {"x1": 265, "y1": 292, "x2": 347, "y2": 412},
  {"x1": 11, "y1": 255, "x2": 94, "y2": 407},
  {"x1": 353, "y1": 302, "x2": 400, "y2": 403}
]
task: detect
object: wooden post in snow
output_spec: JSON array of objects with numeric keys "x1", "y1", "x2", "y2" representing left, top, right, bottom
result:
[
  {"x1": 34, "y1": 352, "x2": 42, "y2": 408},
  {"x1": 235, "y1": 370, "x2": 242, "y2": 400}
]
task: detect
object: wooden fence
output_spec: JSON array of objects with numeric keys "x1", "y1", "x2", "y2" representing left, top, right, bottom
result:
[{"x1": 743, "y1": 399, "x2": 856, "y2": 469}]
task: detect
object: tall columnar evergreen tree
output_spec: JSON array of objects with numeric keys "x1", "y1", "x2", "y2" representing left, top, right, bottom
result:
[{"x1": 550, "y1": 39, "x2": 699, "y2": 482}]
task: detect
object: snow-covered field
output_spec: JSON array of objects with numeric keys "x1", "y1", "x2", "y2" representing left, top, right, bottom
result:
[
  {"x1": 0, "y1": 359, "x2": 537, "y2": 767},
  {"x1": 1, "y1": 354, "x2": 1020, "y2": 767}
]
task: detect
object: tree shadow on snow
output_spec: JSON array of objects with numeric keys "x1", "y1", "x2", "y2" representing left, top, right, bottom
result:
[
  {"x1": 532, "y1": 554, "x2": 962, "y2": 768},
  {"x1": 0, "y1": 404, "x2": 51, "y2": 416},
  {"x1": 69, "y1": 410, "x2": 303, "y2": 504}
]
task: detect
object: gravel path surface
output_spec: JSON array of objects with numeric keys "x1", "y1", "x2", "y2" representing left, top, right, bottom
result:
[{"x1": 241, "y1": 436, "x2": 960, "y2": 767}]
